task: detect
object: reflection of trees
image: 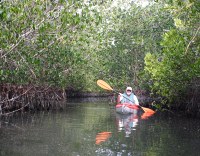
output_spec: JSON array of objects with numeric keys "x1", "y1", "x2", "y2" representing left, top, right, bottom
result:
[
  {"x1": 100, "y1": 111, "x2": 200, "y2": 156},
  {"x1": 0, "y1": 102, "x2": 114, "y2": 155},
  {"x1": 1, "y1": 103, "x2": 199, "y2": 155},
  {"x1": 131, "y1": 112, "x2": 200, "y2": 156}
]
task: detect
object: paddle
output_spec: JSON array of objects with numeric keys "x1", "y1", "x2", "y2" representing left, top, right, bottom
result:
[{"x1": 97, "y1": 80, "x2": 155, "y2": 114}]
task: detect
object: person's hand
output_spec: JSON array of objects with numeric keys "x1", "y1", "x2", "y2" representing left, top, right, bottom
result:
[{"x1": 119, "y1": 93, "x2": 123, "y2": 96}]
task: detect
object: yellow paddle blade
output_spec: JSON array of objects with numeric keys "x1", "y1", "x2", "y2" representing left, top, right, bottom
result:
[{"x1": 97, "y1": 80, "x2": 113, "y2": 91}]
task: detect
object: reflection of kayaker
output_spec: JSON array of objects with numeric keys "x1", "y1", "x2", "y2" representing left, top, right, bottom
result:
[
  {"x1": 116, "y1": 113, "x2": 138, "y2": 137},
  {"x1": 116, "y1": 87, "x2": 139, "y2": 114}
]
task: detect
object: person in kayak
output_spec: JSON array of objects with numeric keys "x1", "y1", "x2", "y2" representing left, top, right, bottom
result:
[{"x1": 117, "y1": 87, "x2": 139, "y2": 105}]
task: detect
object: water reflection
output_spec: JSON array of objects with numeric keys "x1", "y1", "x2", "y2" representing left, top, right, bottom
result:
[
  {"x1": 95, "y1": 109, "x2": 155, "y2": 145},
  {"x1": 116, "y1": 113, "x2": 139, "y2": 137},
  {"x1": 95, "y1": 131, "x2": 112, "y2": 145},
  {"x1": 1, "y1": 101, "x2": 200, "y2": 156}
]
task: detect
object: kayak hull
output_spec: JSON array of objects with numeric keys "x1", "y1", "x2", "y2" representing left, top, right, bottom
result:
[{"x1": 116, "y1": 103, "x2": 139, "y2": 114}]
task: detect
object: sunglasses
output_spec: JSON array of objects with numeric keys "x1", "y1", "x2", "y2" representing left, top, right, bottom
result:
[{"x1": 126, "y1": 90, "x2": 132, "y2": 92}]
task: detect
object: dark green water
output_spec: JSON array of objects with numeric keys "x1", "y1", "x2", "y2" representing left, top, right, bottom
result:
[{"x1": 0, "y1": 99, "x2": 200, "y2": 156}]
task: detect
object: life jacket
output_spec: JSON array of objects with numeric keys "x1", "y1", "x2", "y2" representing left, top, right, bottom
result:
[{"x1": 121, "y1": 93, "x2": 135, "y2": 104}]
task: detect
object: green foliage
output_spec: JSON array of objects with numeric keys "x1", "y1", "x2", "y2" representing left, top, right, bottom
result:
[
  {"x1": 99, "y1": 2, "x2": 174, "y2": 90},
  {"x1": 0, "y1": 0, "x2": 108, "y2": 91},
  {"x1": 144, "y1": 0, "x2": 200, "y2": 105},
  {"x1": 144, "y1": 30, "x2": 189, "y2": 100},
  {"x1": 0, "y1": 0, "x2": 199, "y2": 104}
]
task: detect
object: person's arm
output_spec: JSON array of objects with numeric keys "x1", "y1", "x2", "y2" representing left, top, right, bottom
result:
[{"x1": 133, "y1": 95, "x2": 139, "y2": 105}]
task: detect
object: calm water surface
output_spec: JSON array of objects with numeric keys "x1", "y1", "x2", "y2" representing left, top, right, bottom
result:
[{"x1": 0, "y1": 98, "x2": 200, "y2": 156}]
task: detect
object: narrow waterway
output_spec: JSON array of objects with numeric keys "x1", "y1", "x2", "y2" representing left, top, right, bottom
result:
[{"x1": 0, "y1": 98, "x2": 200, "y2": 156}]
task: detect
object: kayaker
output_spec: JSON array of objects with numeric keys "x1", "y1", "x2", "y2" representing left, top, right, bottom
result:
[{"x1": 117, "y1": 87, "x2": 139, "y2": 105}]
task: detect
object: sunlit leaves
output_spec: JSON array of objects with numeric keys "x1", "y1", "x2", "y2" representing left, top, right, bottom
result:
[{"x1": 174, "y1": 18, "x2": 184, "y2": 29}]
